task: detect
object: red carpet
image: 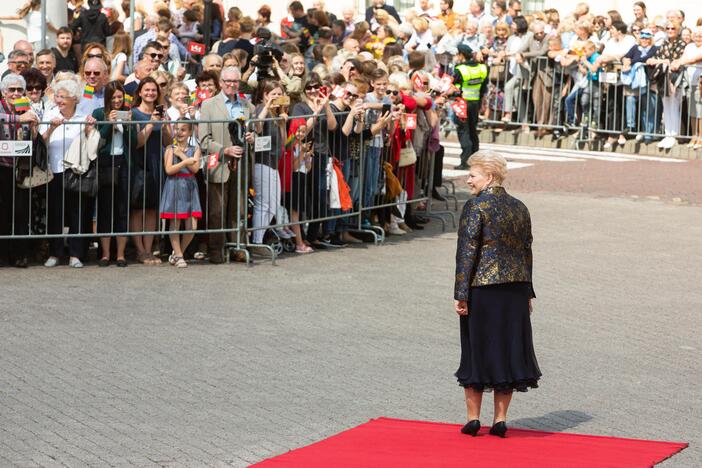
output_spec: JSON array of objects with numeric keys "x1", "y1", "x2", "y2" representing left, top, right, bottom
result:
[{"x1": 253, "y1": 417, "x2": 687, "y2": 467}]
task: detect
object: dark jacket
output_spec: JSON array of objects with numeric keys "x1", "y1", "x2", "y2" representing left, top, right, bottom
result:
[
  {"x1": 365, "y1": 4, "x2": 401, "y2": 23},
  {"x1": 454, "y1": 186, "x2": 535, "y2": 301},
  {"x1": 72, "y1": 6, "x2": 111, "y2": 47}
]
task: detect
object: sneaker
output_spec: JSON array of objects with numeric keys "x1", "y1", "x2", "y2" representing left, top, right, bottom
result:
[
  {"x1": 68, "y1": 257, "x2": 83, "y2": 268},
  {"x1": 44, "y1": 256, "x2": 59, "y2": 268},
  {"x1": 635, "y1": 134, "x2": 644, "y2": 142},
  {"x1": 327, "y1": 235, "x2": 348, "y2": 248},
  {"x1": 617, "y1": 135, "x2": 626, "y2": 146},
  {"x1": 275, "y1": 228, "x2": 293, "y2": 240},
  {"x1": 658, "y1": 136, "x2": 677, "y2": 149},
  {"x1": 388, "y1": 225, "x2": 407, "y2": 235}
]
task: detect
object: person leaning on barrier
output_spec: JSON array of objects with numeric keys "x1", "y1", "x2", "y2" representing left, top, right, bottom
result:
[
  {"x1": 39, "y1": 76, "x2": 95, "y2": 269},
  {"x1": 671, "y1": 27, "x2": 702, "y2": 149},
  {"x1": 0, "y1": 74, "x2": 39, "y2": 268},
  {"x1": 452, "y1": 44, "x2": 488, "y2": 170},
  {"x1": 619, "y1": 29, "x2": 658, "y2": 145},
  {"x1": 20, "y1": 68, "x2": 47, "y2": 121},
  {"x1": 454, "y1": 150, "x2": 541, "y2": 439},
  {"x1": 198, "y1": 66, "x2": 255, "y2": 264}
]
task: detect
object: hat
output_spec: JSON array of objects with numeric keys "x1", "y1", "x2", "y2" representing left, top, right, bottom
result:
[
  {"x1": 654, "y1": 18, "x2": 666, "y2": 27},
  {"x1": 457, "y1": 44, "x2": 474, "y2": 58},
  {"x1": 639, "y1": 29, "x2": 653, "y2": 38}
]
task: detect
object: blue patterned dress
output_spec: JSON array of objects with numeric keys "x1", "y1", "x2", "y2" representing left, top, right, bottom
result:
[{"x1": 159, "y1": 145, "x2": 202, "y2": 220}]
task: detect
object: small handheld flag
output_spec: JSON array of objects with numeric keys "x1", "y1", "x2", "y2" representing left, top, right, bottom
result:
[
  {"x1": 188, "y1": 42, "x2": 206, "y2": 56},
  {"x1": 83, "y1": 85, "x2": 95, "y2": 99},
  {"x1": 13, "y1": 97, "x2": 31, "y2": 113},
  {"x1": 124, "y1": 94, "x2": 133, "y2": 107}
]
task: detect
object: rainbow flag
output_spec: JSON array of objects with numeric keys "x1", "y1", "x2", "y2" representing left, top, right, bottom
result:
[
  {"x1": 124, "y1": 94, "x2": 133, "y2": 107},
  {"x1": 189, "y1": 91, "x2": 197, "y2": 105},
  {"x1": 284, "y1": 132, "x2": 297, "y2": 149},
  {"x1": 13, "y1": 97, "x2": 30, "y2": 113},
  {"x1": 83, "y1": 85, "x2": 95, "y2": 99}
]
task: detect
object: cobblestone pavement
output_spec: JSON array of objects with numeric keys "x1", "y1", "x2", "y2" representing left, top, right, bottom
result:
[
  {"x1": 1, "y1": 190, "x2": 700, "y2": 466},
  {"x1": 443, "y1": 142, "x2": 702, "y2": 206}
]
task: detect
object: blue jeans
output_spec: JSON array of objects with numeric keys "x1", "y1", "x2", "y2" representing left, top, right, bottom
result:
[
  {"x1": 565, "y1": 82, "x2": 600, "y2": 125},
  {"x1": 363, "y1": 146, "x2": 382, "y2": 212}
]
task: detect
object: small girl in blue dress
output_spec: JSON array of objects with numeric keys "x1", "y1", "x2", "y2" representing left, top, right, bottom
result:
[{"x1": 160, "y1": 122, "x2": 202, "y2": 268}]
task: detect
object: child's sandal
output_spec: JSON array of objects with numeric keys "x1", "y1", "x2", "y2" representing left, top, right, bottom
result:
[{"x1": 174, "y1": 257, "x2": 187, "y2": 268}]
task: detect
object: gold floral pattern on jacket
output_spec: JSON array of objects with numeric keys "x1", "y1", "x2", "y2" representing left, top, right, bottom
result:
[{"x1": 454, "y1": 186, "x2": 535, "y2": 301}]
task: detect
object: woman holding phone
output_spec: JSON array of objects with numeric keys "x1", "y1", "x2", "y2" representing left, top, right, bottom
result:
[
  {"x1": 131, "y1": 76, "x2": 172, "y2": 265},
  {"x1": 92, "y1": 80, "x2": 135, "y2": 267}
]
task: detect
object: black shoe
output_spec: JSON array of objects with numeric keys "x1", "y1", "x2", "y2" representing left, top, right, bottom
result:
[
  {"x1": 116, "y1": 259, "x2": 128, "y2": 267},
  {"x1": 208, "y1": 255, "x2": 224, "y2": 264},
  {"x1": 14, "y1": 257, "x2": 28, "y2": 268},
  {"x1": 310, "y1": 240, "x2": 328, "y2": 250},
  {"x1": 414, "y1": 215, "x2": 429, "y2": 224},
  {"x1": 489, "y1": 421, "x2": 507, "y2": 438},
  {"x1": 454, "y1": 163, "x2": 469, "y2": 170},
  {"x1": 432, "y1": 189, "x2": 447, "y2": 201},
  {"x1": 98, "y1": 258, "x2": 109, "y2": 267},
  {"x1": 327, "y1": 235, "x2": 348, "y2": 248},
  {"x1": 461, "y1": 419, "x2": 481, "y2": 437}
]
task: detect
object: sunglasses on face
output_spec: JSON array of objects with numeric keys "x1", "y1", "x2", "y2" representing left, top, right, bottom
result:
[
  {"x1": 386, "y1": 90, "x2": 399, "y2": 96},
  {"x1": 11, "y1": 62, "x2": 29, "y2": 67},
  {"x1": 85, "y1": 71, "x2": 102, "y2": 76},
  {"x1": 306, "y1": 85, "x2": 321, "y2": 91},
  {"x1": 7, "y1": 87, "x2": 24, "y2": 93},
  {"x1": 345, "y1": 92, "x2": 359, "y2": 100},
  {"x1": 147, "y1": 53, "x2": 164, "y2": 60},
  {"x1": 666, "y1": 27, "x2": 677, "y2": 31},
  {"x1": 87, "y1": 53, "x2": 103, "y2": 59},
  {"x1": 26, "y1": 85, "x2": 42, "y2": 92}
]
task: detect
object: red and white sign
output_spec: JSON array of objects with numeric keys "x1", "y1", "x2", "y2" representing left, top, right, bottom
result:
[
  {"x1": 188, "y1": 42, "x2": 206, "y2": 56},
  {"x1": 412, "y1": 73, "x2": 425, "y2": 92},
  {"x1": 194, "y1": 88, "x2": 213, "y2": 105},
  {"x1": 451, "y1": 99, "x2": 468, "y2": 120},
  {"x1": 439, "y1": 75, "x2": 454, "y2": 92},
  {"x1": 207, "y1": 152, "x2": 220, "y2": 169},
  {"x1": 405, "y1": 113, "x2": 417, "y2": 130}
]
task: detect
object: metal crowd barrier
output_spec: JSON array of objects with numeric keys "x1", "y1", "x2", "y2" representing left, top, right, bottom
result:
[
  {"x1": 0, "y1": 113, "x2": 453, "y2": 265},
  {"x1": 481, "y1": 55, "x2": 702, "y2": 146}
]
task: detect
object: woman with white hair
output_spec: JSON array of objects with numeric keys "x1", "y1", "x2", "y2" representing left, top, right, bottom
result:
[
  {"x1": 39, "y1": 75, "x2": 95, "y2": 268},
  {"x1": 672, "y1": 27, "x2": 702, "y2": 149},
  {"x1": 454, "y1": 150, "x2": 541, "y2": 438},
  {"x1": 0, "y1": 73, "x2": 39, "y2": 268}
]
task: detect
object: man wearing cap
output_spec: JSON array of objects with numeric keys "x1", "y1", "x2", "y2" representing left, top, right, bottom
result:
[{"x1": 452, "y1": 44, "x2": 488, "y2": 170}]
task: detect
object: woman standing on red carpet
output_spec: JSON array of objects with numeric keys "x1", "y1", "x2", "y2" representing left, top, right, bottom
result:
[{"x1": 454, "y1": 150, "x2": 541, "y2": 438}]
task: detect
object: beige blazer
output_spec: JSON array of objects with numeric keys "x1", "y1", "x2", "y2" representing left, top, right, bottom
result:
[{"x1": 198, "y1": 93, "x2": 254, "y2": 184}]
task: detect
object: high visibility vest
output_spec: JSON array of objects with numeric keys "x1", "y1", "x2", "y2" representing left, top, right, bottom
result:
[{"x1": 455, "y1": 63, "x2": 488, "y2": 101}]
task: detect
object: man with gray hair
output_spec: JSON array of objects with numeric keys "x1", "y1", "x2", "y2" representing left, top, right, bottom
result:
[
  {"x1": 198, "y1": 66, "x2": 255, "y2": 264},
  {"x1": 0, "y1": 74, "x2": 38, "y2": 268},
  {"x1": 77, "y1": 57, "x2": 109, "y2": 116},
  {"x1": 2, "y1": 50, "x2": 31, "y2": 79}
]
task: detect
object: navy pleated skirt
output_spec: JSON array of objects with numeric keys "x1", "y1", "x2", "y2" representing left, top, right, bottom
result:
[{"x1": 455, "y1": 282, "x2": 541, "y2": 393}]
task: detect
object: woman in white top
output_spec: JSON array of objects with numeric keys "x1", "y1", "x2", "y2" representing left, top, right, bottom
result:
[
  {"x1": 0, "y1": 0, "x2": 57, "y2": 50},
  {"x1": 110, "y1": 31, "x2": 132, "y2": 82},
  {"x1": 39, "y1": 77, "x2": 94, "y2": 268},
  {"x1": 672, "y1": 27, "x2": 702, "y2": 148},
  {"x1": 501, "y1": 16, "x2": 529, "y2": 123},
  {"x1": 404, "y1": 17, "x2": 434, "y2": 52}
]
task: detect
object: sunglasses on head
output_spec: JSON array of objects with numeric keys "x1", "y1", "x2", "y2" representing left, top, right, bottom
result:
[{"x1": 386, "y1": 90, "x2": 399, "y2": 96}]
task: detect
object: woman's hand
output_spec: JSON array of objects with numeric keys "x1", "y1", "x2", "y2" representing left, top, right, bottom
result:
[
  {"x1": 245, "y1": 131, "x2": 255, "y2": 144},
  {"x1": 49, "y1": 116, "x2": 64, "y2": 129},
  {"x1": 455, "y1": 300, "x2": 468, "y2": 316},
  {"x1": 108, "y1": 110, "x2": 118, "y2": 121},
  {"x1": 84, "y1": 115, "x2": 96, "y2": 136}
]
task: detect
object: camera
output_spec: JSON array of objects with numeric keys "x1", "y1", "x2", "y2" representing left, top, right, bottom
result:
[{"x1": 253, "y1": 29, "x2": 283, "y2": 80}]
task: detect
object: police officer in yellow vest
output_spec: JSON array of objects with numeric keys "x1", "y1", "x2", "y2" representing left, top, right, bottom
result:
[{"x1": 453, "y1": 44, "x2": 488, "y2": 170}]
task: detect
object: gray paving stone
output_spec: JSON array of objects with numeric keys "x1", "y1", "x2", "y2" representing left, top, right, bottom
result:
[{"x1": 0, "y1": 191, "x2": 699, "y2": 466}]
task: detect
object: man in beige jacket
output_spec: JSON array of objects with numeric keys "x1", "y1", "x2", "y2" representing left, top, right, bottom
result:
[{"x1": 198, "y1": 66, "x2": 255, "y2": 263}]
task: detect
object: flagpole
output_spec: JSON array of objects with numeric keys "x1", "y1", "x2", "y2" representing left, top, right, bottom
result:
[
  {"x1": 130, "y1": 0, "x2": 136, "y2": 69},
  {"x1": 40, "y1": 0, "x2": 47, "y2": 49}
]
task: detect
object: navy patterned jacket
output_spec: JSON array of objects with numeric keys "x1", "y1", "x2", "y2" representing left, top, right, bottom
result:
[{"x1": 454, "y1": 186, "x2": 535, "y2": 301}]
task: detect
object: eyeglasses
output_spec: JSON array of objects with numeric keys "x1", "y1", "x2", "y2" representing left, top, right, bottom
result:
[
  {"x1": 221, "y1": 79, "x2": 238, "y2": 86},
  {"x1": 87, "y1": 53, "x2": 104, "y2": 59},
  {"x1": 306, "y1": 85, "x2": 321, "y2": 91},
  {"x1": 666, "y1": 27, "x2": 677, "y2": 31},
  {"x1": 386, "y1": 90, "x2": 399, "y2": 96},
  {"x1": 147, "y1": 53, "x2": 164, "y2": 60},
  {"x1": 6, "y1": 87, "x2": 24, "y2": 93},
  {"x1": 10, "y1": 61, "x2": 29, "y2": 67},
  {"x1": 26, "y1": 85, "x2": 43, "y2": 91},
  {"x1": 157, "y1": 81, "x2": 168, "y2": 88},
  {"x1": 85, "y1": 71, "x2": 102, "y2": 76}
]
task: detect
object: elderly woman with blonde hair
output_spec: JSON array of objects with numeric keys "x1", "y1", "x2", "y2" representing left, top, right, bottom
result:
[{"x1": 454, "y1": 150, "x2": 541, "y2": 438}]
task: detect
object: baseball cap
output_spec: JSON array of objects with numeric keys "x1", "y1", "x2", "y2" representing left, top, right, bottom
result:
[{"x1": 639, "y1": 29, "x2": 653, "y2": 38}]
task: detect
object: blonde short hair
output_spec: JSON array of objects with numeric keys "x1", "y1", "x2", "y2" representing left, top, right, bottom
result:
[{"x1": 468, "y1": 150, "x2": 508, "y2": 184}]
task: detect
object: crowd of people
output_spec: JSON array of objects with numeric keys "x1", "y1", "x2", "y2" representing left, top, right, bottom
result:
[{"x1": 0, "y1": 0, "x2": 701, "y2": 269}]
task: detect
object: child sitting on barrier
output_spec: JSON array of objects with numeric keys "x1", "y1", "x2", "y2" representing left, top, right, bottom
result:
[{"x1": 160, "y1": 122, "x2": 202, "y2": 268}]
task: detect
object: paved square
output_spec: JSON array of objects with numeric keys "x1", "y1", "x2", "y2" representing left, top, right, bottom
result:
[{"x1": 1, "y1": 191, "x2": 700, "y2": 467}]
